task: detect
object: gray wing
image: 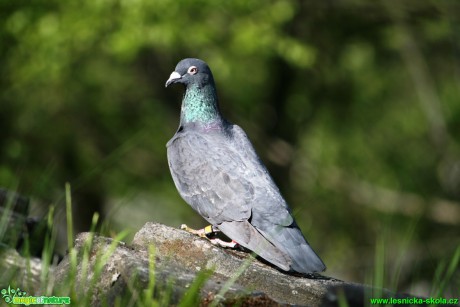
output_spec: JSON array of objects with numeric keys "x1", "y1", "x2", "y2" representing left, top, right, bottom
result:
[
  {"x1": 167, "y1": 126, "x2": 293, "y2": 270},
  {"x1": 166, "y1": 124, "x2": 292, "y2": 226},
  {"x1": 230, "y1": 125, "x2": 294, "y2": 226},
  {"x1": 167, "y1": 128, "x2": 252, "y2": 224},
  {"x1": 167, "y1": 124, "x2": 325, "y2": 273},
  {"x1": 231, "y1": 126, "x2": 326, "y2": 272},
  {"x1": 218, "y1": 220, "x2": 291, "y2": 271}
]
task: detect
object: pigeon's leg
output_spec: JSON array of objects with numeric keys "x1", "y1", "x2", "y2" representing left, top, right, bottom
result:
[
  {"x1": 180, "y1": 224, "x2": 218, "y2": 238},
  {"x1": 180, "y1": 224, "x2": 239, "y2": 248},
  {"x1": 209, "y1": 238, "x2": 238, "y2": 248}
]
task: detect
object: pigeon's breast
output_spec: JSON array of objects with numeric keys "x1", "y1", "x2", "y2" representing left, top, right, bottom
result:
[{"x1": 166, "y1": 130, "x2": 253, "y2": 224}]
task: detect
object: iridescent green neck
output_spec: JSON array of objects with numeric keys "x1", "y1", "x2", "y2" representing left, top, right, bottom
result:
[{"x1": 180, "y1": 83, "x2": 222, "y2": 125}]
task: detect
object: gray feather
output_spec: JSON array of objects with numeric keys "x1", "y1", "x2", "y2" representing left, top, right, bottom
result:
[{"x1": 166, "y1": 58, "x2": 326, "y2": 273}]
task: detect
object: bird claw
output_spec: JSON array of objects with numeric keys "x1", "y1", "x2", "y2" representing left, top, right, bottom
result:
[
  {"x1": 180, "y1": 224, "x2": 217, "y2": 238},
  {"x1": 209, "y1": 238, "x2": 239, "y2": 249},
  {"x1": 180, "y1": 224, "x2": 207, "y2": 237},
  {"x1": 180, "y1": 224, "x2": 239, "y2": 248}
]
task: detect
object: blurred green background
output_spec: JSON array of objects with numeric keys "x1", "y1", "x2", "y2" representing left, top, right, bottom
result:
[{"x1": 1, "y1": 0, "x2": 459, "y2": 298}]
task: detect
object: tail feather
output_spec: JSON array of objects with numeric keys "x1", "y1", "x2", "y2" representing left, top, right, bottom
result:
[
  {"x1": 218, "y1": 220, "x2": 292, "y2": 271},
  {"x1": 257, "y1": 225, "x2": 326, "y2": 273}
]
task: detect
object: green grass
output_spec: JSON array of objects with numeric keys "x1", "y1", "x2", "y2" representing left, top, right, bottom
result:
[
  {"x1": 364, "y1": 220, "x2": 460, "y2": 307},
  {"x1": 1, "y1": 185, "x2": 459, "y2": 306},
  {"x1": 431, "y1": 245, "x2": 460, "y2": 299},
  {"x1": 0, "y1": 184, "x2": 232, "y2": 306}
]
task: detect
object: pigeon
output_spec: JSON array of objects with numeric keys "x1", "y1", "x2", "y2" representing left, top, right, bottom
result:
[{"x1": 165, "y1": 58, "x2": 326, "y2": 273}]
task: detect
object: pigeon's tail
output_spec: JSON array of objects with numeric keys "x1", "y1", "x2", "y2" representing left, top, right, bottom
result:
[
  {"x1": 218, "y1": 220, "x2": 292, "y2": 271},
  {"x1": 258, "y1": 225, "x2": 326, "y2": 274}
]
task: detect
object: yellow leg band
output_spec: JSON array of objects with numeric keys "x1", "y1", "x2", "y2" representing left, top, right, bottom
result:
[{"x1": 204, "y1": 225, "x2": 213, "y2": 235}]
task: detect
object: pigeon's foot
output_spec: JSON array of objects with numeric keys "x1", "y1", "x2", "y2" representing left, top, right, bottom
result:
[
  {"x1": 180, "y1": 224, "x2": 218, "y2": 238},
  {"x1": 180, "y1": 224, "x2": 240, "y2": 249},
  {"x1": 210, "y1": 238, "x2": 239, "y2": 248}
]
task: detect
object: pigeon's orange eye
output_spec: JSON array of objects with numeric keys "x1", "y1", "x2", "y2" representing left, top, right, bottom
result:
[{"x1": 188, "y1": 66, "x2": 198, "y2": 75}]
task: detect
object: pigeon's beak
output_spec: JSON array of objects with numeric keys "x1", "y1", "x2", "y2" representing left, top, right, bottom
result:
[{"x1": 165, "y1": 71, "x2": 182, "y2": 87}]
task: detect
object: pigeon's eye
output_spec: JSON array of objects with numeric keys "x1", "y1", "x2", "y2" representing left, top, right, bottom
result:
[{"x1": 188, "y1": 66, "x2": 198, "y2": 75}]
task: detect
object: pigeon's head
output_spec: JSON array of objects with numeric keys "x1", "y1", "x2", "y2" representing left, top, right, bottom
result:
[{"x1": 165, "y1": 58, "x2": 215, "y2": 88}]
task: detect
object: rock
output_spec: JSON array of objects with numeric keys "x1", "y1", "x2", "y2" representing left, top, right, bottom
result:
[
  {"x1": 53, "y1": 222, "x2": 426, "y2": 306},
  {"x1": 54, "y1": 231, "x2": 275, "y2": 306},
  {"x1": 132, "y1": 222, "x2": 333, "y2": 306},
  {"x1": 0, "y1": 245, "x2": 47, "y2": 293}
]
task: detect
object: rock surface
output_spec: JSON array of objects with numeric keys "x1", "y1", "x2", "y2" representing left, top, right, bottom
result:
[
  {"x1": 53, "y1": 222, "x2": 417, "y2": 306},
  {"x1": 0, "y1": 245, "x2": 45, "y2": 293},
  {"x1": 132, "y1": 223, "x2": 333, "y2": 306}
]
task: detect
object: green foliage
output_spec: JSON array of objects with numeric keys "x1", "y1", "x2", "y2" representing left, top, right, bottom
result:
[
  {"x1": 0, "y1": 0, "x2": 459, "y2": 299},
  {"x1": 431, "y1": 246, "x2": 460, "y2": 298},
  {"x1": 0, "y1": 187, "x2": 213, "y2": 306}
]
